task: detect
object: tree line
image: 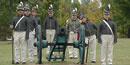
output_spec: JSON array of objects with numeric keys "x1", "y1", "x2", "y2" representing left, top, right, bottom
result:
[{"x1": 0, "y1": 0, "x2": 130, "y2": 40}]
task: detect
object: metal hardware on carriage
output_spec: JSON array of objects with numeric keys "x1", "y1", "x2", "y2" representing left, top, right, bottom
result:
[{"x1": 34, "y1": 25, "x2": 88, "y2": 64}]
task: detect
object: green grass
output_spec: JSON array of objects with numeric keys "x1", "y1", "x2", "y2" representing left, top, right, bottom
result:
[{"x1": 0, "y1": 38, "x2": 130, "y2": 65}]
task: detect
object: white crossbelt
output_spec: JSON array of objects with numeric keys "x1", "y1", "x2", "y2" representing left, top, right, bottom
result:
[
  {"x1": 103, "y1": 20, "x2": 113, "y2": 35},
  {"x1": 15, "y1": 16, "x2": 25, "y2": 29}
]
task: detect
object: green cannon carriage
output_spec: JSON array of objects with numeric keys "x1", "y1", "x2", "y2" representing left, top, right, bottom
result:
[{"x1": 34, "y1": 25, "x2": 88, "y2": 64}]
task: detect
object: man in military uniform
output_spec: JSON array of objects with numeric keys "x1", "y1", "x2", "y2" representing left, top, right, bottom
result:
[
  {"x1": 32, "y1": 5, "x2": 41, "y2": 26},
  {"x1": 24, "y1": 4, "x2": 38, "y2": 62},
  {"x1": 80, "y1": 15, "x2": 97, "y2": 63},
  {"x1": 32, "y1": 5, "x2": 42, "y2": 56},
  {"x1": 97, "y1": 5, "x2": 117, "y2": 65},
  {"x1": 10, "y1": 3, "x2": 29, "y2": 64},
  {"x1": 44, "y1": 5, "x2": 59, "y2": 54},
  {"x1": 66, "y1": 9, "x2": 80, "y2": 59}
]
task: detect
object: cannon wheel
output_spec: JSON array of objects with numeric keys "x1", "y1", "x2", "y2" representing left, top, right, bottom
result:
[
  {"x1": 80, "y1": 42, "x2": 85, "y2": 64},
  {"x1": 37, "y1": 38, "x2": 42, "y2": 64},
  {"x1": 37, "y1": 26, "x2": 42, "y2": 64},
  {"x1": 39, "y1": 39, "x2": 42, "y2": 64},
  {"x1": 80, "y1": 25, "x2": 85, "y2": 64}
]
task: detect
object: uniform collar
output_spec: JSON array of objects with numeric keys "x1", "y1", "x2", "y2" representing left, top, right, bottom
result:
[
  {"x1": 82, "y1": 20, "x2": 88, "y2": 24},
  {"x1": 18, "y1": 14, "x2": 23, "y2": 17},
  {"x1": 25, "y1": 14, "x2": 31, "y2": 17},
  {"x1": 104, "y1": 18, "x2": 110, "y2": 22},
  {"x1": 71, "y1": 18, "x2": 77, "y2": 21},
  {"x1": 49, "y1": 16, "x2": 53, "y2": 19},
  {"x1": 81, "y1": 22, "x2": 86, "y2": 24},
  {"x1": 33, "y1": 15, "x2": 37, "y2": 18}
]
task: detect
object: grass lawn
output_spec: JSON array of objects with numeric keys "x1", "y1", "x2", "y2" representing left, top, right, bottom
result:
[{"x1": 0, "y1": 38, "x2": 130, "y2": 65}]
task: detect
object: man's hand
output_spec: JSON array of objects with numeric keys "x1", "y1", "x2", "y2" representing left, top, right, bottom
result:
[
  {"x1": 113, "y1": 42, "x2": 117, "y2": 44},
  {"x1": 99, "y1": 42, "x2": 102, "y2": 44},
  {"x1": 34, "y1": 38, "x2": 37, "y2": 43},
  {"x1": 10, "y1": 25, "x2": 13, "y2": 29},
  {"x1": 25, "y1": 38, "x2": 28, "y2": 40}
]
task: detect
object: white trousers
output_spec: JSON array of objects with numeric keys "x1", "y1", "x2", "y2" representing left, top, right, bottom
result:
[
  {"x1": 101, "y1": 35, "x2": 114, "y2": 65},
  {"x1": 13, "y1": 31, "x2": 26, "y2": 62},
  {"x1": 46, "y1": 30, "x2": 56, "y2": 54},
  {"x1": 26, "y1": 32, "x2": 34, "y2": 62},
  {"x1": 68, "y1": 32, "x2": 78, "y2": 58},
  {"x1": 85, "y1": 35, "x2": 96, "y2": 61}
]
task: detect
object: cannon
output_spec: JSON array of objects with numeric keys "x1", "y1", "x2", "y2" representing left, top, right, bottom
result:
[{"x1": 34, "y1": 25, "x2": 87, "y2": 64}]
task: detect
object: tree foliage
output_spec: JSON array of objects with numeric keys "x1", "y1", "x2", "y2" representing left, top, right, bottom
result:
[{"x1": 0, "y1": 0, "x2": 130, "y2": 40}]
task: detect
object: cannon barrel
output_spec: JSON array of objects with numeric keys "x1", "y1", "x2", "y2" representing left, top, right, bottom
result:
[
  {"x1": 35, "y1": 26, "x2": 87, "y2": 64},
  {"x1": 58, "y1": 28, "x2": 66, "y2": 36}
]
